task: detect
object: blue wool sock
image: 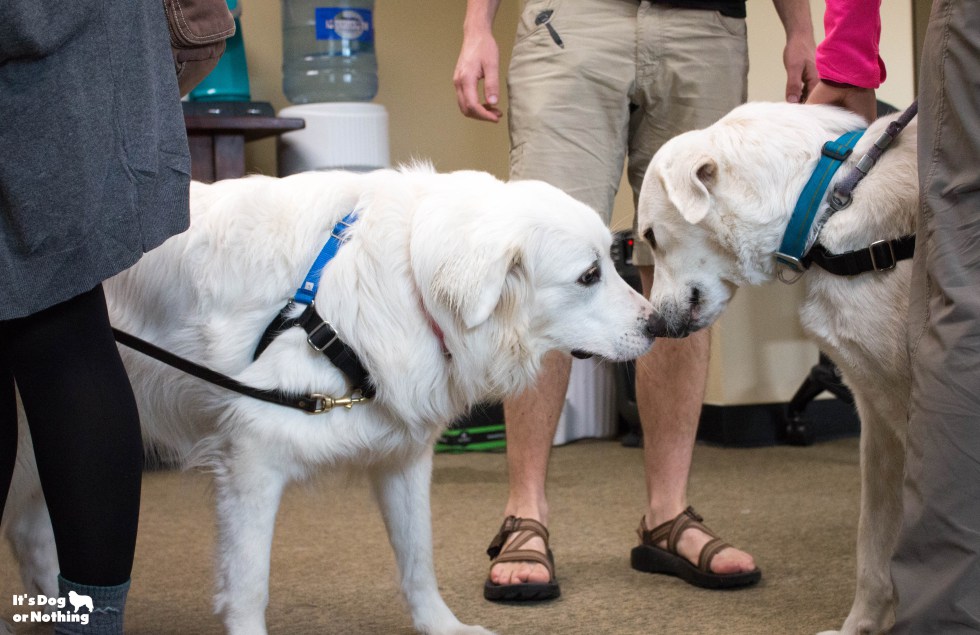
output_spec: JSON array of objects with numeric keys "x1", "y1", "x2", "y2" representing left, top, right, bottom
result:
[{"x1": 55, "y1": 576, "x2": 130, "y2": 635}]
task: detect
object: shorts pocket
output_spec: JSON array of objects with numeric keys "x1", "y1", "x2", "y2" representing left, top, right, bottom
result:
[
  {"x1": 514, "y1": 0, "x2": 562, "y2": 46},
  {"x1": 713, "y1": 11, "x2": 747, "y2": 38}
]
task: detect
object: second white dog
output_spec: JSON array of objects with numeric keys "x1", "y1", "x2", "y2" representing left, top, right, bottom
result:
[
  {"x1": 637, "y1": 102, "x2": 917, "y2": 635},
  {"x1": 4, "y1": 166, "x2": 656, "y2": 635}
]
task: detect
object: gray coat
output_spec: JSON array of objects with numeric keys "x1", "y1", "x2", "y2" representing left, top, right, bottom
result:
[{"x1": 0, "y1": 0, "x2": 191, "y2": 319}]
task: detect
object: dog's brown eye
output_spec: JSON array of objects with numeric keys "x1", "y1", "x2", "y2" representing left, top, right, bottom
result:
[
  {"x1": 643, "y1": 228, "x2": 656, "y2": 249},
  {"x1": 578, "y1": 263, "x2": 601, "y2": 286}
]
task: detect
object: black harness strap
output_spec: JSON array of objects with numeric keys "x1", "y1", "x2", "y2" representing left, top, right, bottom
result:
[
  {"x1": 253, "y1": 301, "x2": 375, "y2": 398},
  {"x1": 804, "y1": 235, "x2": 915, "y2": 276}
]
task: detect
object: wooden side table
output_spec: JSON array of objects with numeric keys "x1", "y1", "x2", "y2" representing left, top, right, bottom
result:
[{"x1": 183, "y1": 101, "x2": 305, "y2": 183}]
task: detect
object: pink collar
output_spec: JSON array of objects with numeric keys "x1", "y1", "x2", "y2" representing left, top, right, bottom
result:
[{"x1": 419, "y1": 298, "x2": 450, "y2": 358}]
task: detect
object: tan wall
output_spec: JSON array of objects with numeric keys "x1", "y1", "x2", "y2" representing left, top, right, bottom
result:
[
  {"x1": 236, "y1": 1, "x2": 915, "y2": 406},
  {"x1": 239, "y1": 2, "x2": 520, "y2": 180}
]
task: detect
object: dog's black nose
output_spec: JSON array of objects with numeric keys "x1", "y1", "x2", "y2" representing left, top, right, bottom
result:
[{"x1": 645, "y1": 313, "x2": 666, "y2": 339}]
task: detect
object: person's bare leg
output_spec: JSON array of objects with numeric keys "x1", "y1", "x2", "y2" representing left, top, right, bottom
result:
[
  {"x1": 488, "y1": 350, "x2": 570, "y2": 586},
  {"x1": 636, "y1": 266, "x2": 755, "y2": 575}
]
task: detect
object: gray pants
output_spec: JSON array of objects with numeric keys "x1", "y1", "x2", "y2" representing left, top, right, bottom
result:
[{"x1": 891, "y1": 0, "x2": 980, "y2": 631}]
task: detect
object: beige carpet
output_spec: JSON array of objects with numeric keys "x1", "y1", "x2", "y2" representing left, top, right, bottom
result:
[{"x1": 1, "y1": 437, "x2": 862, "y2": 634}]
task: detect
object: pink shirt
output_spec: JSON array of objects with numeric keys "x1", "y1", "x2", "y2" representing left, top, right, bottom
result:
[{"x1": 816, "y1": 0, "x2": 886, "y2": 88}]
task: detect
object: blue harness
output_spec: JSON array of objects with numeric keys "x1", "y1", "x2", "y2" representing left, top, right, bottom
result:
[
  {"x1": 253, "y1": 212, "x2": 375, "y2": 399},
  {"x1": 774, "y1": 129, "x2": 865, "y2": 283},
  {"x1": 292, "y1": 212, "x2": 357, "y2": 306}
]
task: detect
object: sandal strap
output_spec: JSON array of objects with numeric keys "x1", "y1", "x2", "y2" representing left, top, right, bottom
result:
[
  {"x1": 636, "y1": 506, "x2": 727, "y2": 573},
  {"x1": 698, "y1": 537, "x2": 731, "y2": 572},
  {"x1": 487, "y1": 516, "x2": 550, "y2": 559},
  {"x1": 489, "y1": 549, "x2": 556, "y2": 579},
  {"x1": 486, "y1": 516, "x2": 556, "y2": 581}
]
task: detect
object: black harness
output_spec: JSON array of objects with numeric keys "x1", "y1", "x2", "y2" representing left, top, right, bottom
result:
[
  {"x1": 804, "y1": 235, "x2": 916, "y2": 276},
  {"x1": 252, "y1": 300, "x2": 374, "y2": 398},
  {"x1": 113, "y1": 212, "x2": 374, "y2": 414}
]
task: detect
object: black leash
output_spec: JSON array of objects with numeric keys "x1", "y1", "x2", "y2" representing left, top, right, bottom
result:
[
  {"x1": 829, "y1": 100, "x2": 919, "y2": 211},
  {"x1": 112, "y1": 328, "x2": 368, "y2": 414}
]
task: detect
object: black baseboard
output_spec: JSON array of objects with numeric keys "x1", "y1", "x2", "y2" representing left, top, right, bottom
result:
[
  {"x1": 453, "y1": 401, "x2": 505, "y2": 427},
  {"x1": 450, "y1": 396, "x2": 860, "y2": 450},
  {"x1": 697, "y1": 398, "x2": 860, "y2": 448}
]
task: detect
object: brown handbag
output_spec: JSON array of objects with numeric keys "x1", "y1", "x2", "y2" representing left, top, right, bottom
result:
[{"x1": 164, "y1": 0, "x2": 236, "y2": 96}]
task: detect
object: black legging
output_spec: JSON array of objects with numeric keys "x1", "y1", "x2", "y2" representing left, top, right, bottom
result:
[{"x1": 0, "y1": 284, "x2": 142, "y2": 586}]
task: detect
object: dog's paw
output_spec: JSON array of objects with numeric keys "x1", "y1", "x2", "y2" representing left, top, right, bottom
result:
[
  {"x1": 444, "y1": 625, "x2": 496, "y2": 635},
  {"x1": 417, "y1": 622, "x2": 496, "y2": 635},
  {"x1": 819, "y1": 612, "x2": 889, "y2": 635}
]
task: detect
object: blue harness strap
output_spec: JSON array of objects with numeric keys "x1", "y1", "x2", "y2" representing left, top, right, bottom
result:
[
  {"x1": 293, "y1": 211, "x2": 358, "y2": 305},
  {"x1": 251, "y1": 211, "x2": 375, "y2": 399},
  {"x1": 775, "y1": 129, "x2": 865, "y2": 276}
]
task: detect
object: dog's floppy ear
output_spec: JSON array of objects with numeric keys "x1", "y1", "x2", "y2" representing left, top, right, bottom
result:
[
  {"x1": 420, "y1": 244, "x2": 519, "y2": 330},
  {"x1": 457, "y1": 248, "x2": 517, "y2": 328},
  {"x1": 659, "y1": 155, "x2": 717, "y2": 225},
  {"x1": 409, "y1": 176, "x2": 522, "y2": 329}
]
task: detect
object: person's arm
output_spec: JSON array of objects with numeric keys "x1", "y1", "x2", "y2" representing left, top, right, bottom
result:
[
  {"x1": 453, "y1": 0, "x2": 504, "y2": 123},
  {"x1": 772, "y1": 0, "x2": 819, "y2": 104},
  {"x1": 807, "y1": 0, "x2": 883, "y2": 122}
]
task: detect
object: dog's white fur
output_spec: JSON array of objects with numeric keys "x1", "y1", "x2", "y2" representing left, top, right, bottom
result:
[
  {"x1": 637, "y1": 102, "x2": 917, "y2": 635},
  {"x1": 3, "y1": 167, "x2": 655, "y2": 635}
]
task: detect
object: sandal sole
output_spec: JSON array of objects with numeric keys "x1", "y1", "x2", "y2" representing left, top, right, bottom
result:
[
  {"x1": 483, "y1": 579, "x2": 561, "y2": 602},
  {"x1": 631, "y1": 544, "x2": 761, "y2": 589}
]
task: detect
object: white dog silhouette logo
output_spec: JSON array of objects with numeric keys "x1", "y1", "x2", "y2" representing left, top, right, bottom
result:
[{"x1": 68, "y1": 590, "x2": 94, "y2": 613}]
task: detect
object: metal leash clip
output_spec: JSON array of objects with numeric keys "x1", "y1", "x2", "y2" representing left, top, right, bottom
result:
[{"x1": 303, "y1": 391, "x2": 370, "y2": 414}]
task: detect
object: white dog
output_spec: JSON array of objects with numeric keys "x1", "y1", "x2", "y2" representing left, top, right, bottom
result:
[
  {"x1": 636, "y1": 102, "x2": 917, "y2": 635},
  {"x1": 68, "y1": 590, "x2": 93, "y2": 614},
  {"x1": 3, "y1": 167, "x2": 656, "y2": 635}
]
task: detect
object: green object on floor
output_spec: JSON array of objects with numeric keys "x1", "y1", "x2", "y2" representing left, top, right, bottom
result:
[{"x1": 436, "y1": 423, "x2": 505, "y2": 453}]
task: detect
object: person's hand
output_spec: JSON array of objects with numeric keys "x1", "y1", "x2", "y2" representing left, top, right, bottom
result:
[
  {"x1": 783, "y1": 33, "x2": 818, "y2": 104},
  {"x1": 805, "y1": 79, "x2": 877, "y2": 123},
  {"x1": 453, "y1": 29, "x2": 503, "y2": 122}
]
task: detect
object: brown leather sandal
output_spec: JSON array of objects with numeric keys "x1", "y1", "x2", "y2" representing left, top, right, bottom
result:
[
  {"x1": 484, "y1": 516, "x2": 560, "y2": 601},
  {"x1": 630, "y1": 506, "x2": 761, "y2": 589}
]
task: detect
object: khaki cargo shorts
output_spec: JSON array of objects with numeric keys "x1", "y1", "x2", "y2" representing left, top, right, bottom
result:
[{"x1": 507, "y1": 0, "x2": 748, "y2": 265}]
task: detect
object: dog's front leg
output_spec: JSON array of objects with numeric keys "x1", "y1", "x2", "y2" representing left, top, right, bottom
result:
[
  {"x1": 212, "y1": 440, "x2": 290, "y2": 635},
  {"x1": 370, "y1": 450, "x2": 495, "y2": 635},
  {"x1": 821, "y1": 403, "x2": 906, "y2": 635},
  {"x1": 4, "y1": 425, "x2": 60, "y2": 600}
]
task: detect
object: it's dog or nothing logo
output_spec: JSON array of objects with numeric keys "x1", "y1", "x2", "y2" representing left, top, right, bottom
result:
[{"x1": 9, "y1": 591, "x2": 107, "y2": 626}]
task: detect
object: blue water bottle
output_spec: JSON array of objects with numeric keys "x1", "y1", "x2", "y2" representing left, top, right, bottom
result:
[{"x1": 281, "y1": 0, "x2": 378, "y2": 103}]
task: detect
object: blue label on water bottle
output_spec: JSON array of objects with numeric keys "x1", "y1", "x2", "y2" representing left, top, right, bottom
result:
[{"x1": 314, "y1": 8, "x2": 373, "y2": 42}]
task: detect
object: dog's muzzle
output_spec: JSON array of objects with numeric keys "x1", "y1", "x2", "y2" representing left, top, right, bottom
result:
[
  {"x1": 647, "y1": 312, "x2": 693, "y2": 339},
  {"x1": 647, "y1": 314, "x2": 671, "y2": 338}
]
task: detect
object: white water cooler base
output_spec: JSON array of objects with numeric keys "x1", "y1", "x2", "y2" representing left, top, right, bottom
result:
[
  {"x1": 277, "y1": 102, "x2": 389, "y2": 175},
  {"x1": 553, "y1": 359, "x2": 617, "y2": 445}
]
